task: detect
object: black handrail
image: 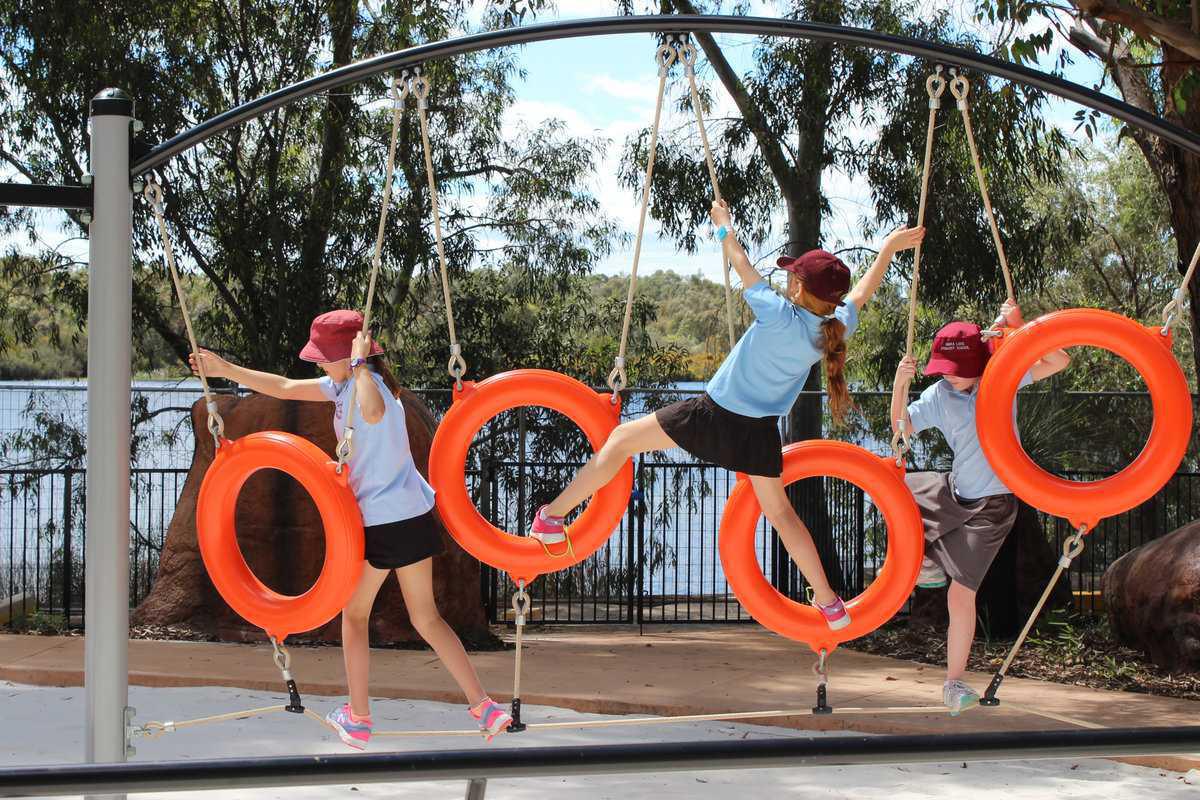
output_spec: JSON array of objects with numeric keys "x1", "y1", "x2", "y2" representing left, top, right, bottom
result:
[
  {"x1": 2, "y1": 725, "x2": 1199, "y2": 797},
  {"x1": 133, "y1": 14, "x2": 1200, "y2": 176}
]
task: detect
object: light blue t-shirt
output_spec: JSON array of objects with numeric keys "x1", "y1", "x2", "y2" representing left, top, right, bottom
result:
[
  {"x1": 318, "y1": 371, "x2": 436, "y2": 527},
  {"x1": 906, "y1": 372, "x2": 1034, "y2": 500},
  {"x1": 705, "y1": 282, "x2": 859, "y2": 418}
]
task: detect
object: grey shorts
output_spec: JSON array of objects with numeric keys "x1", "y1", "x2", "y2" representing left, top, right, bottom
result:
[{"x1": 905, "y1": 471, "x2": 1018, "y2": 592}]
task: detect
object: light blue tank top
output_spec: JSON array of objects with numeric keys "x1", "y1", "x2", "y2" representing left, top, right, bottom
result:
[{"x1": 318, "y1": 372, "x2": 436, "y2": 526}]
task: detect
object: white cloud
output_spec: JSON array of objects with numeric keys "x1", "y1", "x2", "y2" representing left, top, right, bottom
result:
[
  {"x1": 586, "y1": 74, "x2": 658, "y2": 105},
  {"x1": 550, "y1": 0, "x2": 623, "y2": 19}
]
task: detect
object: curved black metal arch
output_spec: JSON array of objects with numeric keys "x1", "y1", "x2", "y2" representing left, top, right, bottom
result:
[{"x1": 133, "y1": 13, "x2": 1200, "y2": 176}]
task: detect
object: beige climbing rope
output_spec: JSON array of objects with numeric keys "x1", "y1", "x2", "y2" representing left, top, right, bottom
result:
[
  {"x1": 1162, "y1": 238, "x2": 1200, "y2": 336},
  {"x1": 406, "y1": 68, "x2": 468, "y2": 391},
  {"x1": 978, "y1": 525, "x2": 1088, "y2": 705},
  {"x1": 334, "y1": 72, "x2": 410, "y2": 471},
  {"x1": 678, "y1": 38, "x2": 736, "y2": 350},
  {"x1": 890, "y1": 68, "x2": 946, "y2": 466},
  {"x1": 607, "y1": 40, "x2": 679, "y2": 403},
  {"x1": 950, "y1": 70, "x2": 1016, "y2": 309},
  {"x1": 144, "y1": 180, "x2": 226, "y2": 451}
]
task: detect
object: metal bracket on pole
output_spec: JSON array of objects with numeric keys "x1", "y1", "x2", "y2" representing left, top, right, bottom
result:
[
  {"x1": 123, "y1": 708, "x2": 137, "y2": 759},
  {"x1": 811, "y1": 650, "x2": 832, "y2": 715}
]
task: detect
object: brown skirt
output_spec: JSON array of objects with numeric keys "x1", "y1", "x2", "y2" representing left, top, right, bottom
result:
[
  {"x1": 655, "y1": 393, "x2": 783, "y2": 477},
  {"x1": 905, "y1": 471, "x2": 1018, "y2": 591}
]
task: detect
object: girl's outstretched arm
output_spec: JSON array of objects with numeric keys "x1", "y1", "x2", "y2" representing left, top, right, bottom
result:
[
  {"x1": 709, "y1": 199, "x2": 763, "y2": 290},
  {"x1": 998, "y1": 301, "x2": 1071, "y2": 381},
  {"x1": 845, "y1": 226, "x2": 925, "y2": 310},
  {"x1": 190, "y1": 349, "x2": 327, "y2": 402}
]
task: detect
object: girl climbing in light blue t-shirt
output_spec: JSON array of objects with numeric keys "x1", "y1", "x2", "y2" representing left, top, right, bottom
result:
[
  {"x1": 531, "y1": 199, "x2": 925, "y2": 631},
  {"x1": 890, "y1": 304, "x2": 1070, "y2": 714}
]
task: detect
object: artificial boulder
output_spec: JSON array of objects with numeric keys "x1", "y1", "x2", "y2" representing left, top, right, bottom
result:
[
  {"x1": 133, "y1": 390, "x2": 492, "y2": 646},
  {"x1": 909, "y1": 500, "x2": 1072, "y2": 637},
  {"x1": 1103, "y1": 519, "x2": 1200, "y2": 671}
]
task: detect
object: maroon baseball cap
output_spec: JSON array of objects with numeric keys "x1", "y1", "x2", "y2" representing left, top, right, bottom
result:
[
  {"x1": 299, "y1": 310, "x2": 384, "y2": 363},
  {"x1": 924, "y1": 321, "x2": 990, "y2": 378},
  {"x1": 776, "y1": 249, "x2": 851, "y2": 306}
]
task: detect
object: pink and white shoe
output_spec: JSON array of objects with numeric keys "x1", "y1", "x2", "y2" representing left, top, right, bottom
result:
[
  {"x1": 469, "y1": 697, "x2": 513, "y2": 742},
  {"x1": 529, "y1": 504, "x2": 566, "y2": 545},
  {"x1": 813, "y1": 595, "x2": 851, "y2": 631},
  {"x1": 326, "y1": 703, "x2": 372, "y2": 750}
]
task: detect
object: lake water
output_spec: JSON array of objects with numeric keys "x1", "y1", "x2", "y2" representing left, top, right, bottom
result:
[{"x1": 0, "y1": 379, "x2": 889, "y2": 606}]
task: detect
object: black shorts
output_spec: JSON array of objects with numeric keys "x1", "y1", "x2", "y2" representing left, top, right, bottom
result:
[
  {"x1": 655, "y1": 393, "x2": 783, "y2": 477},
  {"x1": 364, "y1": 510, "x2": 447, "y2": 569}
]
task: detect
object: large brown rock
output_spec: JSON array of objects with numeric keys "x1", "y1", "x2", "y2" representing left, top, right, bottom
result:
[
  {"x1": 909, "y1": 500, "x2": 1072, "y2": 637},
  {"x1": 1103, "y1": 519, "x2": 1200, "y2": 671},
  {"x1": 133, "y1": 389, "x2": 493, "y2": 647}
]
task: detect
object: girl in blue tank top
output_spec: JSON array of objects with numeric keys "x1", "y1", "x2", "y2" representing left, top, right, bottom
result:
[
  {"x1": 191, "y1": 310, "x2": 512, "y2": 749},
  {"x1": 530, "y1": 199, "x2": 924, "y2": 631}
]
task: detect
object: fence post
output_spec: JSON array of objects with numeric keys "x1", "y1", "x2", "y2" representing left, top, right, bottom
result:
[
  {"x1": 854, "y1": 484, "x2": 865, "y2": 597},
  {"x1": 62, "y1": 470, "x2": 74, "y2": 627},
  {"x1": 636, "y1": 457, "x2": 645, "y2": 630},
  {"x1": 517, "y1": 407, "x2": 527, "y2": 531}
]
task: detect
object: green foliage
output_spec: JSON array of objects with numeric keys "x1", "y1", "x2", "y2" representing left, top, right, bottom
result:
[
  {"x1": 0, "y1": 0, "x2": 629, "y2": 384},
  {"x1": 3, "y1": 609, "x2": 68, "y2": 635}
]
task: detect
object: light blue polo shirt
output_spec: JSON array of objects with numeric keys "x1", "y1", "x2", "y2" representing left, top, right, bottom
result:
[
  {"x1": 907, "y1": 372, "x2": 1034, "y2": 500},
  {"x1": 318, "y1": 371, "x2": 436, "y2": 526},
  {"x1": 706, "y1": 282, "x2": 859, "y2": 418}
]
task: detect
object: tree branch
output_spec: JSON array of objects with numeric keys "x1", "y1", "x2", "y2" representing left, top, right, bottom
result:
[
  {"x1": 669, "y1": 0, "x2": 796, "y2": 197},
  {"x1": 1073, "y1": 0, "x2": 1200, "y2": 62}
]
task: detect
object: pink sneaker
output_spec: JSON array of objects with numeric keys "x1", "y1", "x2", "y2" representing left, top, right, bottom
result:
[
  {"x1": 529, "y1": 504, "x2": 566, "y2": 545},
  {"x1": 326, "y1": 703, "x2": 372, "y2": 750},
  {"x1": 813, "y1": 595, "x2": 851, "y2": 631},
  {"x1": 469, "y1": 697, "x2": 513, "y2": 742}
]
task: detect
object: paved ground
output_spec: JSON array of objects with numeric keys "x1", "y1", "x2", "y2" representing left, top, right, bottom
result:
[
  {"x1": 4, "y1": 681, "x2": 1199, "y2": 800},
  {"x1": 2, "y1": 624, "x2": 1198, "y2": 775}
]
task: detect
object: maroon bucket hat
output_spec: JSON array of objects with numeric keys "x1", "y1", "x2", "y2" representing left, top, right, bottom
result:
[
  {"x1": 299, "y1": 309, "x2": 384, "y2": 363},
  {"x1": 776, "y1": 249, "x2": 851, "y2": 306}
]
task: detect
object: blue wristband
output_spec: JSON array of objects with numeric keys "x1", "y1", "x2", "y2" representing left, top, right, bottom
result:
[
  {"x1": 716, "y1": 225, "x2": 729, "y2": 242},
  {"x1": 349, "y1": 357, "x2": 366, "y2": 370}
]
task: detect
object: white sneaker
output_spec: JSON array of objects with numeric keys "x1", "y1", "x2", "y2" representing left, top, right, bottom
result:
[
  {"x1": 943, "y1": 679, "x2": 980, "y2": 716},
  {"x1": 917, "y1": 557, "x2": 948, "y2": 589}
]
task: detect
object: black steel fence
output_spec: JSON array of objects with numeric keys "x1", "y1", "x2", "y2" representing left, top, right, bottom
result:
[
  {"x1": 3, "y1": 459, "x2": 1196, "y2": 630},
  {"x1": 0, "y1": 468, "x2": 186, "y2": 625},
  {"x1": 2, "y1": 384, "x2": 1198, "y2": 629}
]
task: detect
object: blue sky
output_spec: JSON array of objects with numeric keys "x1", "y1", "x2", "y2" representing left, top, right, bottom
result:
[
  {"x1": 497, "y1": 1, "x2": 1113, "y2": 284},
  {"x1": 7, "y1": 1, "x2": 1115, "y2": 293}
]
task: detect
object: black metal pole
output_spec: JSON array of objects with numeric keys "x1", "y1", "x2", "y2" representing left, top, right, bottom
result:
[
  {"x1": 3, "y1": 726, "x2": 1200, "y2": 797},
  {"x1": 132, "y1": 14, "x2": 1200, "y2": 178}
]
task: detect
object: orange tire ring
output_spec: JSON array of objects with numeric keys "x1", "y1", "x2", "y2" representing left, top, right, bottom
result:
[
  {"x1": 196, "y1": 431, "x2": 365, "y2": 642},
  {"x1": 719, "y1": 440, "x2": 923, "y2": 655},
  {"x1": 977, "y1": 308, "x2": 1192, "y2": 532},
  {"x1": 428, "y1": 369, "x2": 633, "y2": 587}
]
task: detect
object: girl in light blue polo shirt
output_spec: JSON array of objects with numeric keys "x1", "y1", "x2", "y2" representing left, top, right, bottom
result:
[
  {"x1": 891, "y1": 306, "x2": 1070, "y2": 714},
  {"x1": 531, "y1": 199, "x2": 925, "y2": 632},
  {"x1": 191, "y1": 310, "x2": 512, "y2": 749}
]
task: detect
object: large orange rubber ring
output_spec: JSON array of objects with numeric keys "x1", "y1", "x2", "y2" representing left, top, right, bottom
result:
[
  {"x1": 977, "y1": 309, "x2": 1192, "y2": 531},
  {"x1": 719, "y1": 440, "x2": 923, "y2": 655},
  {"x1": 428, "y1": 369, "x2": 633, "y2": 586},
  {"x1": 196, "y1": 431, "x2": 365, "y2": 642}
]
